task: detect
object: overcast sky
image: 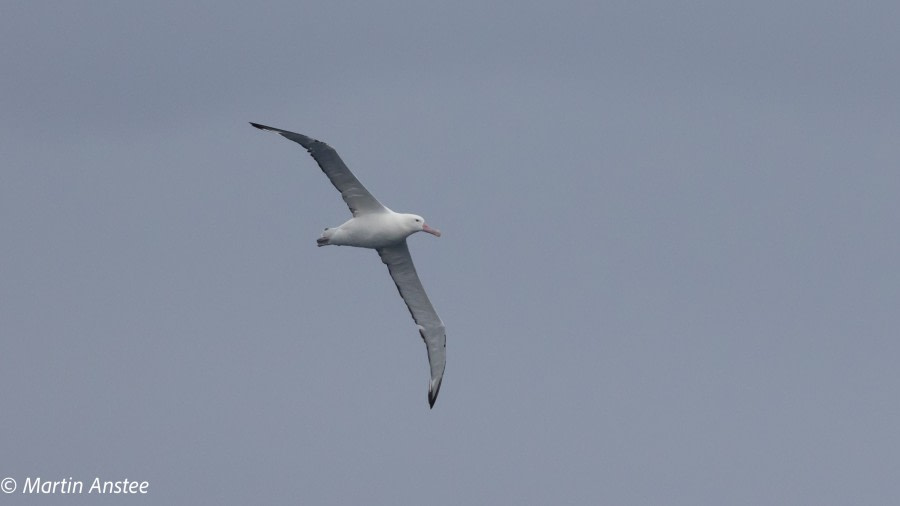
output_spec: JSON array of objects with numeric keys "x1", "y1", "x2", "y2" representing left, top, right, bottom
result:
[{"x1": 2, "y1": 1, "x2": 899, "y2": 504}]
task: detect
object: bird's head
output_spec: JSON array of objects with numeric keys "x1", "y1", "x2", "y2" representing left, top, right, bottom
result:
[{"x1": 405, "y1": 214, "x2": 441, "y2": 237}]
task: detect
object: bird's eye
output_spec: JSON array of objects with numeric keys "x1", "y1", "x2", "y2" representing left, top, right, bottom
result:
[{"x1": 415, "y1": 218, "x2": 421, "y2": 222}]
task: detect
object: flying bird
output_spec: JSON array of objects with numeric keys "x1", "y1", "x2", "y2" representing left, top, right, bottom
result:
[{"x1": 250, "y1": 122, "x2": 446, "y2": 408}]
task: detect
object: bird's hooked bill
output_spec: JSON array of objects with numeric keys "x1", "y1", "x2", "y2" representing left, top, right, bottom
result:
[{"x1": 423, "y1": 224, "x2": 441, "y2": 237}]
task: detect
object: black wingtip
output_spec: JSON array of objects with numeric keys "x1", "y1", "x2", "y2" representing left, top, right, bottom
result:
[
  {"x1": 428, "y1": 377, "x2": 443, "y2": 409},
  {"x1": 249, "y1": 122, "x2": 269, "y2": 130}
]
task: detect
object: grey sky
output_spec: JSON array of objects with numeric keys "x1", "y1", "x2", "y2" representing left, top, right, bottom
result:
[{"x1": 2, "y1": 1, "x2": 899, "y2": 504}]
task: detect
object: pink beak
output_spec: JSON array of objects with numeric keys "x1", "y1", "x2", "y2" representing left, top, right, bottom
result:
[{"x1": 422, "y1": 224, "x2": 442, "y2": 237}]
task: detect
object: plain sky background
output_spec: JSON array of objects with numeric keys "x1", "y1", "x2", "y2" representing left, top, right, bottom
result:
[{"x1": 2, "y1": 1, "x2": 899, "y2": 504}]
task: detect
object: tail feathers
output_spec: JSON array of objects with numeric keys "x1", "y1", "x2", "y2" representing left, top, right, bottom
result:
[{"x1": 317, "y1": 228, "x2": 334, "y2": 247}]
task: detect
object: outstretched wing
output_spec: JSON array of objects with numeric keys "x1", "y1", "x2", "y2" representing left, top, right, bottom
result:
[
  {"x1": 377, "y1": 242, "x2": 446, "y2": 408},
  {"x1": 250, "y1": 122, "x2": 387, "y2": 216}
]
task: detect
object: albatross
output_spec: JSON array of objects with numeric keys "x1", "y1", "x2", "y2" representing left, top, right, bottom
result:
[{"x1": 250, "y1": 122, "x2": 446, "y2": 408}]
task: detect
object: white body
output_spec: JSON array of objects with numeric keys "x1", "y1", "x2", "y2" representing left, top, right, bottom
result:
[{"x1": 322, "y1": 211, "x2": 440, "y2": 249}]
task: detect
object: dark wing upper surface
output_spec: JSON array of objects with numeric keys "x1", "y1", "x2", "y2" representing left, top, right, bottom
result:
[{"x1": 250, "y1": 122, "x2": 387, "y2": 216}]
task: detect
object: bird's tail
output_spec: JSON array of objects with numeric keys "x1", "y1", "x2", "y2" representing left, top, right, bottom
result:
[{"x1": 317, "y1": 228, "x2": 334, "y2": 247}]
